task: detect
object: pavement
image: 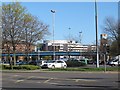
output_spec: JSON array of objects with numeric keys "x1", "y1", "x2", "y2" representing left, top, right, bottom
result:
[{"x1": 1, "y1": 69, "x2": 119, "y2": 90}]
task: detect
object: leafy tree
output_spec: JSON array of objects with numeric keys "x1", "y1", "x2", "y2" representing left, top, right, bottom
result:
[
  {"x1": 2, "y1": 2, "x2": 26, "y2": 65},
  {"x1": 103, "y1": 17, "x2": 120, "y2": 56},
  {"x1": 22, "y1": 14, "x2": 49, "y2": 61},
  {"x1": 2, "y1": 2, "x2": 49, "y2": 65}
]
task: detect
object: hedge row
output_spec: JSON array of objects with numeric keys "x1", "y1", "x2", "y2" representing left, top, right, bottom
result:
[{"x1": 2, "y1": 65, "x2": 40, "y2": 70}]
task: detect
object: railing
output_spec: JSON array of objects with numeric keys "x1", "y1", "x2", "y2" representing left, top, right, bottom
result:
[{"x1": 1, "y1": 51, "x2": 96, "y2": 56}]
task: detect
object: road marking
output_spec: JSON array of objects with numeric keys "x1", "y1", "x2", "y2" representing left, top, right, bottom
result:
[
  {"x1": 75, "y1": 79, "x2": 79, "y2": 82},
  {"x1": 37, "y1": 82, "x2": 41, "y2": 83},
  {"x1": 15, "y1": 80, "x2": 24, "y2": 83},
  {"x1": 49, "y1": 82, "x2": 59, "y2": 85},
  {"x1": 44, "y1": 79, "x2": 51, "y2": 83},
  {"x1": 43, "y1": 78, "x2": 53, "y2": 83},
  {"x1": 13, "y1": 75, "x2": 19, "y2": 77},
  {"x1": 62, "y1": 78, "x2": 97, "y2": 82},
  {"x1": 78, "y1": 79, "x2": 96, "y2": 82}
]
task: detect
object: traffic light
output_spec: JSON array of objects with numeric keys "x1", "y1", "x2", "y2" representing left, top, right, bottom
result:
[{"x1": 106, "y1": 45, "x2": 110, "y2": 53}]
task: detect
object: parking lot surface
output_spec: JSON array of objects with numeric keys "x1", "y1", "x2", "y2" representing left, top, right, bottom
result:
[{"x1": 1, "y1": 71, "x2": 119, "y2": 90}]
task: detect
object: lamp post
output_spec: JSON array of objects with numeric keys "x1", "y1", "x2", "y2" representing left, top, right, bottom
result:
[
  {"x1": 51, "y1": 10, "x2": 56, "y2": 60},
  {"x1": 79, "y1": 31, "x2": 82, "y2": 44},
  {"x1": 95, "y1": 0, "x2": 99, "y2": 68},
  {"x1": 68, "y1": 27, "x2": 71, "y2": 59}
]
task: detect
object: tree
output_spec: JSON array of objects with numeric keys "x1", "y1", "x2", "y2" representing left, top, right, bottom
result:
[
  {"x1": 0, "y1": 5, "x2": 2, "y2": 62},
  {"x1": 22, "y1": 14, "x2": 49, "y2": 61},
  {"x1": 2, "y1": 2, "x2": 26, "y2": 65},
  {"x1": 103, "y1": 17, "x2": 120, "y2": 55},
  {"x1": 2, "y1": 2, "x2": 49, "y2": 65}
]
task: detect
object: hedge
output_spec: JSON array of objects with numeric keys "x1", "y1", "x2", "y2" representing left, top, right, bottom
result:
[{"x1": 2, "y1": 65, "x2": 40, "y2": 70}]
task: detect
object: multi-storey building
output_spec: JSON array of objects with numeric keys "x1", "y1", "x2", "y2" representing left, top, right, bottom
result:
[
  {"x1": 2, "y1": 41, "x2": 36, "y2": 61},
  {"x1": 43, "y1": 40, "x2": 96, "y2": 52},
  {"x1": 42, "y1": 40, "x2": 96, "y2": 59}
]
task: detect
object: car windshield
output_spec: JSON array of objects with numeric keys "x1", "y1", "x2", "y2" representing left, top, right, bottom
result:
[
  {"x1": 46, "y1": 60, "x2": 56, "y2": 63},
  {"x1": 113, "y1": 59, "x2": 118, "y2": 62}
]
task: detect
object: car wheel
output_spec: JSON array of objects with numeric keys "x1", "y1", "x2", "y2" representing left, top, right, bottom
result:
[
  {"x1": 63, "y1": 65, "x2": 67, "y2": 69},
  {"x1": 51, "y1": 65, "x2": 55, "y2": 69}
]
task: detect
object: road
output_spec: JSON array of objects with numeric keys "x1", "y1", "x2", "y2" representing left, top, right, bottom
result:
[{"x1": 1, "y1": 71, "x2": 119, "y2": 90}]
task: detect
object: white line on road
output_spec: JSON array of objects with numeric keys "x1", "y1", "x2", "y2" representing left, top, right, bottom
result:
[
  {"x1": 37, "y1": 82, "x2": 41, "y2": 83},
  {"x1": 13, "y1": 75, "x2": 20, "y2": 77},
  {"x1": 15, "y1": 80, "x2": 24, "y2": 83},
  {"x1": 43, "y1": 78, "x2": 53, "y2": 83},
  {"x1": 43, "y1": 79, "x2": 51, "y2": 83}
]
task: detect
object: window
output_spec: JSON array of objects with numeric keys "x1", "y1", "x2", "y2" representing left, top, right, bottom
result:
[{"x1": 57, "y1": 61, "x2": 63, "y2": 63}]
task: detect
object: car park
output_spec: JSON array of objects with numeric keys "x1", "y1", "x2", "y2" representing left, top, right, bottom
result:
[{"x1": 41, "y1": 60, "x2": 67, "y2": 69}]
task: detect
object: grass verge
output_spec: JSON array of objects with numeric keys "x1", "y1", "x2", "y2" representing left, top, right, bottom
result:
[
  {"x1": 0, "y1": 64, "x2": 119, "y2": 72},
  {"x1": 48, "y1": 67, "x2": 120, "y2": 72}
]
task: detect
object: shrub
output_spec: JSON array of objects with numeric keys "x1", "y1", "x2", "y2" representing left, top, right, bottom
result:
[
  {"x1": 66, "y1": 60, "x2": 86, "y2": 67},
  {"x1": 2, "y1": 65, "x2": 11, "y2": 69},
  {"x1": 20, "y1": 65, "x2": 40, "y2": 70},
  {"x1": 2, "y1": 65, "x2": 40, "y2": 70}
]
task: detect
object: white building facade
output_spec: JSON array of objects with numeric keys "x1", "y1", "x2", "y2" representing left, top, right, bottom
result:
[{"x1": 43, "y1": 40, "x2": 96, "y2": 59}]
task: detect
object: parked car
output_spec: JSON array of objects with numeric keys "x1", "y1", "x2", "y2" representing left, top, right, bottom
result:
[
  {"x1": 1, "y1": 61, "x2": 10, "y2": 65},
  {"x1": 41, "y1": 60, "x2": 67, "y2": 69},
  {"x1": 16, "y1": 61, "x2": 28, "y2": 65},
  {"x1": 28, "y1": 60, "x2": 41, "y2": 66},
  {"x1": 39, "y1": 60, "x2": 47, "y2": 67},
  {"x1": 108, "y1": 59, "x2": 120, "y2": 66}
]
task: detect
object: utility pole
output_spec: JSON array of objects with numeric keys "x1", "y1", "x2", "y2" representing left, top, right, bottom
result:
[
  {"x1": 51, "y1": 10, "x2": 56, "y2": 60},
  {"x1": 95, "y1": 0, "x2": 99, "y2": 68}
]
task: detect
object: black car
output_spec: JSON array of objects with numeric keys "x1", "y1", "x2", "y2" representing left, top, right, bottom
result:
[
  {"x1": 16, "y1": 61, "x2": 28, "y2": 65},
  {"x1": 28, "y1": 60, "x2": 41, "y2": 66}
]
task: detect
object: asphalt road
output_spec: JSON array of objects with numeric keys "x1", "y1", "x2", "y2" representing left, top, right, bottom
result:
[{"x1": 1, "y1": 71, "x2": 119, "y2": 90}]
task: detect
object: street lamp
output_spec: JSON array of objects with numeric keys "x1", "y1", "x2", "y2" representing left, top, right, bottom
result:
[
  {"x1": 68, "y1": 27, "x2": 71, "y2": 59},
  {"x1": 51, "y1": 10, "x2": 56, "y2": 60},
  {"x1": 79, "y1": 31, "x2": 82, "y2": 44},
  {"x1": 95, "y1": 0, "x2": 99, "y2": 68}
]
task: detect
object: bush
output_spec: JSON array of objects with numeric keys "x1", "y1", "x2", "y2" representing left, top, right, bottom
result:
[
  {"x1": 2, "y1": 65, "x2": 11, "y2": 69},
  {"x1": 20, "y1": 65, "x2": 40, "y2": 70},
  {"x1": 2, "y1": 65, "x2": 40, "y2": 70},
  {"x1": 66, "y1": 60, "x2": 86, "y2": 67}
]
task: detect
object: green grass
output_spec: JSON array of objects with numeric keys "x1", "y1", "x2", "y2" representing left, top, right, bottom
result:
[
  {"x1": 48, "y1": 67, "x2": 119, "y2": 71},
  {"x1": 1, "y1": 64, "x2": 119, "y2": 72}
]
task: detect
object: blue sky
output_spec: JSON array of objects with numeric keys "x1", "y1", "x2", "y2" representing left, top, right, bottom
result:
[{"x1": 20, "y1": 2, "x2": 117, "y2": 44}]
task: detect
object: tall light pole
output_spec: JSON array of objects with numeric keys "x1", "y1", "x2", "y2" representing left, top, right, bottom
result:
[
  {"x1": 68, "y1": 27, "x2": 71, "y2": 59},
  {"x1": 95, "y1": 0, "x2": 99, "y2": 68},
  {"x1": 51, "y1": 10, "x2": 56, "y2": 60},
  {"x1": 79, "y1": 31, "x2": 82, "y2": 44}
]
